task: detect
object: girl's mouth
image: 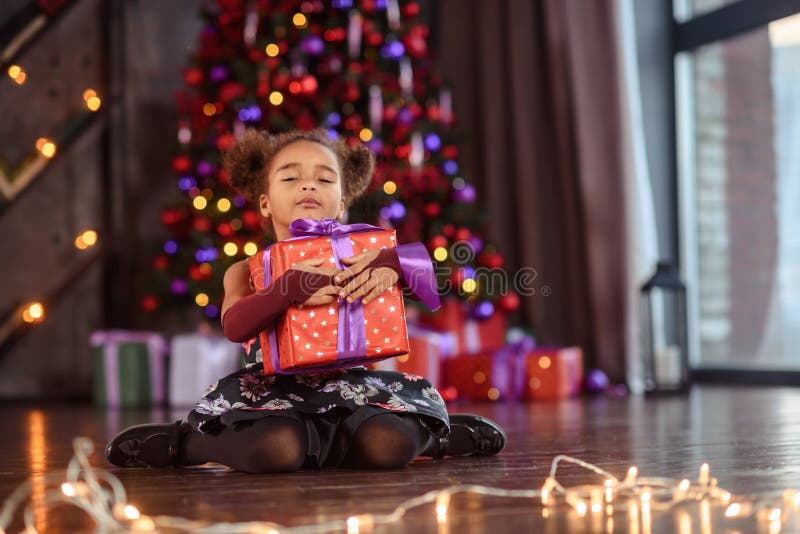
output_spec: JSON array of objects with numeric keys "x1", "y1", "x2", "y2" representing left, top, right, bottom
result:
[{"x1": 298, "y1": 201, "x2": 321, "y2": 208}]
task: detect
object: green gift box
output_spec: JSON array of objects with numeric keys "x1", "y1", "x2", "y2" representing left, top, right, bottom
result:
[{"x1": 90, "y1": 330, "x2": 167, "y2": 408}]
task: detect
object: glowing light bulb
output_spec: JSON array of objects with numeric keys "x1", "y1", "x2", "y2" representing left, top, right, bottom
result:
[
  {"x1": 217, "y1": 198, "x2": 231, "y2": 212},
  {"x1": 292, "y1": 13, "x2": 308, "y2": 27},
  {"x1": 123, "y1": 504, "x2": 140, "y2": 520},
  {"x1": 433, "y1": 247, "x2": 448, "y2": 261},
  {"x1": 265, "y1": 43, "x2": 280, "y2": 56},
  {"x1": 244, "y1": 242, "x2": 258, "y2": 256},
  {"x1": 269, "y1": 91, "x2": 284, "y2": 105},
  {"x1": 195, "y1": 293, "x2": 209, "y2": 306},
  {"x1": 61, "y1": 482, "x2": 75, "y2": 496},
  {"x1": 224, "y1": 242, "x2": 238, "y2": 256},
  {"x1": 22, "y1": 302, "x2": 44, "y2": 323},
  {"x1": 724, "y1": 503, "x2": 740, "y2": 517},
  {"x1": 36, "y1": 138, "x2": 56, "y2": 158},
  {"x1": 359, "y1": 128, "x2": 373, "y2": 142},
  {"x1": 383, "y1": 181, "x2": 397, "y2": 195}
]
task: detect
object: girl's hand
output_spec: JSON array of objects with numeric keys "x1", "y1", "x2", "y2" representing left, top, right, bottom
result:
[
  {"x1": 291, "y1": 257, "x2": 343, "y2": 307},
  {"x1": 335, "y1": 251, "x2": 400, "y2": 305}
]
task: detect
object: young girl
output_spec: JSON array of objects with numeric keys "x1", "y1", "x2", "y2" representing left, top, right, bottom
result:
[{"x1": 106, "y1": 128, "x2": 507, "y2": 473}]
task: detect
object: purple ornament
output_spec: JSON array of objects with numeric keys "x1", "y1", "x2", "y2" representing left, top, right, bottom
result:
[
  {"x1": 471, "y1": 301, "x2": 495, "y2": 320},
  {"x1": 163, "y1": 241, "x2": 178, "y2": 255},
  {"x1": 196, "y1": 161, "x2": 213, "y2": 176},
  {"x1": 452, "y1": 184, "x2": 476, "y2": 203},
  {"x1": 300, "y1": 36, "x2": 325, "y2": 56},
  {"x1": 468, "y1": 235, "x2": 483, "y2": 255},
  {"x1": 205, "y1": 304, "x2": 219, "y2": 318},
  {"x1": 424, "y1": 133, "x2": 441, "y2": 152},
  {"x1": 332, "y1": 0, "x2": 352, "y2": 8},
  {"x1": 397, "y1": 107, "x2": 413, "y2": 125},
  {"x1": 326, "y1": 112, "x2": 341, "y2": 126},
  {"x1": 170, "y1": 278, "x2": 188, "y2": 294},
  {"x1": 442, "y1": 160, "x2": 458, "y2": 175},
  {"x1": 380, "y1": 41, "x2": 405, "y2": 59},
  {"x1": 238, "y1": 104, "x2": 262, "y2": 123},
  {"x1": 584, "y1": 369, "x2": 610, "y2": 394},
  {"x1": 178, "y1": 177, "x2": 196, "y2": 191},
  {"x1": 209, "y1": 65, "x2": 229, "y2": 82},
  {"x1": 367, "y1": 138, "x2": 384, "y2": 153},
  {"x1": 233, "y1": 195, "x2": 246, "y2": 208},
  {"x1": 390, "y1": 201, "x2": 406, "y2": 220}
]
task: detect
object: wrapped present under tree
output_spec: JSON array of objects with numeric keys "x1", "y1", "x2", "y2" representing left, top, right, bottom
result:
[{"x1": 89, "y1": 330, "x2": 167, "y2": 408}]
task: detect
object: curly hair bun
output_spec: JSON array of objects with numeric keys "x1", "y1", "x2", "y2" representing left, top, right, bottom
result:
[
  {"x1": 342, "y1": 143, "x2": 375, "y2": 205},
  {"x1": 222, "y1": 128, "x2": 268, "y2": 203}
]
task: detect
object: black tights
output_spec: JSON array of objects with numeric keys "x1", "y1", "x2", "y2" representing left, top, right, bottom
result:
[{"x1": 183, "y1": 414, "x2": 436, "y2": 473}]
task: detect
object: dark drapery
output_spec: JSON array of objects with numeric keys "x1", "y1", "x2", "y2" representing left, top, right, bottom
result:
[{"x1": 434, "y1": 0, "x2": 627, "y2": 380}]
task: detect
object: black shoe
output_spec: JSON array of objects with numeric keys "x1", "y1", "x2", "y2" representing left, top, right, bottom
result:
[
  {"x1": 105, "y1": 420, "x2": 189, "y2": 468},
  {"x1": 430, "y1": 414, "x2": 507, "y2": 459}
]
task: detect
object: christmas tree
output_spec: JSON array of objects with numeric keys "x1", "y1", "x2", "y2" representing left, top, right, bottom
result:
[{"x1": 142, "y1": 0, "x2": 520, "y2": 326}]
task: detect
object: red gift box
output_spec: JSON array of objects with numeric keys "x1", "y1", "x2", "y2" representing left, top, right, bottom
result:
[
  {"x1": 523, "y1": 347, "x2": 583, "y2": 400},
  {"x1": 248, "y1": 219, "x2": 410, "y2": 374},
  {"x1": 419, "y1": 298, "x2": 506, "y2": 355},
  {"x1": 371, "y1": 323, "x2": 457, "y2": 388},
  {"x1": 441, "y1": 339, "x2": 532, "y2": 402}
]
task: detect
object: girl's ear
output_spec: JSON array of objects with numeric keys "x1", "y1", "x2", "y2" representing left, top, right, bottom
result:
[{"x1": 259, "y1": 193, "x2": 271, "y2": 219}]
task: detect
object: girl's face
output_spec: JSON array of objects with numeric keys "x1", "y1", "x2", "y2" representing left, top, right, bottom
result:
[{"x1": 259, "y1": 140, "x2": 346, "y2": 241}]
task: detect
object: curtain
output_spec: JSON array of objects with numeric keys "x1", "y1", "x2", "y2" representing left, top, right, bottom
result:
[{"x1": 434, "y1": 0, "x2": 629, "y2": 381}]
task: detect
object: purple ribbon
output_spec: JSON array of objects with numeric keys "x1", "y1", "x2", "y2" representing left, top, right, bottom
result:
[
  {"x1": 260, "y1": 217, "x2": 441, "y2": 373},
  {"x1": 89, "y1": 330, "x2": 167, "y2": 406},
  {"x1": 489, "y1": 336, "x2": 536, "y2": 400}
]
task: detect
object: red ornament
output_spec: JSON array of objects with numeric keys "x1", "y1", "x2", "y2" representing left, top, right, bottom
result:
[
  {"x1": 343, "y1": 115, "x2": 362, "y2": 131},
  {"x1": 428, "y1": 235, "x2": 447, "y2": 250},
  {"x1": 217, "y1": 223, "x2": 232, "y2": 237},
  {"x1": 242, "y1": 209, "x2": 261, "y2": 230},
  {"x1": 403, "y1": 34, "x2": 427, "y2": 58},
  {"x1": 454, "y1": 227, "x2": 472, "y2": 241},
  {"x1": 172, "y1": 155, "x2": 192, "y2": 173},
  {"x1": 219, "y1": 81, "x2": 245, "y2": 103},
  {"x1": 344, "y1": 82, "x2": 360, "y2": 102},
  {"x1": 189, "y1": 265, "x2": 202, "y2": 281},
  {"x1": 424, "y1": 202, "x2": 441, "y2": 217},
  {"x1": 403, "y1": 1, "x2": 420, "y2": 17},
  {"x1": 152, "y1": 255, "x2": 169, "y2": 270},
  {"x1": 426, "y1": 104, "x2": 440, "y2": 122},
  {"x1": 442, "y1": 224, "x2": 455, "y2": 237},
  {"x1": 300, "y1": 75, "x2": 318, "y2": 94},
  {"x1": 193, "y1": 216, "x2": 212, "y2": 232},
  {"x1": 383, "y1": 105, "x2": 397, "y2": 123},
  {"x1": 216, "y1": 132, "x2": 234, "y2": 151},
  {"x1": 479, "y1": 252, "x2": 505, "y2": 269},
  {"x1": 183, "y1": 67, "x2": 204, "y2": 86},
  {"x1": 442, "y1": 145, "x2": 458, "y2": 159},
  {"x1": 498, "y1": 292, "x2": 521, "y2": 313},
  {"x1": 141, "y1": 294, "x2": 159, "y2": 313}
]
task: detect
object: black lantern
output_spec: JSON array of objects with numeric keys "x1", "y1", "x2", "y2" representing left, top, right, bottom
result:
[{"x1": 641, "y1": 261, "x2": 689, "y2": 393}]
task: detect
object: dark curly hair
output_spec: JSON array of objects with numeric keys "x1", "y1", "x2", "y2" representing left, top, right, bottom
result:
[{"x1": 222, "y1": 128, "x2": 375, "y2": 233}]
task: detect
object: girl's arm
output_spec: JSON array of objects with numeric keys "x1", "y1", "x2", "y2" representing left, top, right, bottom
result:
[{"x1": 220, "y1": 262, "x2": 335, "y2": 343}]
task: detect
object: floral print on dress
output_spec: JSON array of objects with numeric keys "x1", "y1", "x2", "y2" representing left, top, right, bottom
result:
[
  {"x1": 187, "y1": 336, "x2": 450, "y2": 440},
  {"x1": 195, "y1": 394, "x2": 247, "y2": 416},
  {"x1": 238, "y1": 372, "x2": 276, "y2": 402}
]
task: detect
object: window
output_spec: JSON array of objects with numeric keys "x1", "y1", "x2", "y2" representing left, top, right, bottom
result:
[{"x1": 674, "y1": 1, "x2": 800, "y2": 371}]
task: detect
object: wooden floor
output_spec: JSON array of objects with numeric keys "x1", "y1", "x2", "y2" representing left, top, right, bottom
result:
[{"x1": 1, "y1": 385, "x2": 800, "y2": 532}]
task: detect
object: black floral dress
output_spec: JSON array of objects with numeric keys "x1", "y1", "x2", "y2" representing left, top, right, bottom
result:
[{"x1": 186, "y1": 336, "x2": 451, "y2": 469}]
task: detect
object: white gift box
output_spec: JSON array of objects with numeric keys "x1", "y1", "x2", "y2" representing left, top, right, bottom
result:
[{"x1": 169, "y1": 333, "x2": 242, "y2": 407}]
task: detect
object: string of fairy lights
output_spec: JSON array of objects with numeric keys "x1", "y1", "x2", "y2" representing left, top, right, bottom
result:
[
  {"x1": 2, "y1": 62, "x2": 102, "y2": 335},
  {"x1": 0, "y1": 437, "x2": 797, "y2": 533}
]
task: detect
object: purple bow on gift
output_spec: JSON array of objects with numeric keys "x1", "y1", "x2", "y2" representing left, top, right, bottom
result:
[{"x1": 261, "y1": 217, "x2": 441, "y2": 373}]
